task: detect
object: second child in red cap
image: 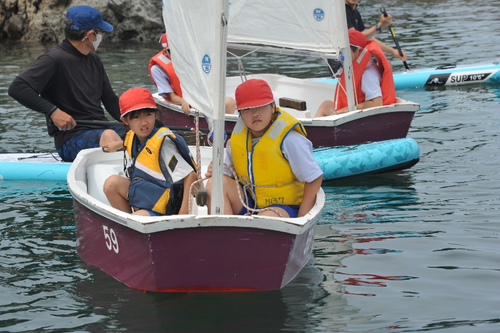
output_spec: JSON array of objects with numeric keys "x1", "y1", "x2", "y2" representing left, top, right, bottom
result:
[
  {"x1": 205, "y1": 79, "x2": 323, "y2": 218},
  {"x1": 315, "y1": 29, "x2": 396, "y2": 117},
  {"x1": 103, "y1": 87, "x2": 197, "y2": 216}
]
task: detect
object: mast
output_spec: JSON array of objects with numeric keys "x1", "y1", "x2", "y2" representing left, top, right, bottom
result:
[
  {"x1": 210, "y1": 0, "x2": 230, "y2": 215},
  {"x1": 338, "y1": 0, "x2": 357, "y2": 112}
]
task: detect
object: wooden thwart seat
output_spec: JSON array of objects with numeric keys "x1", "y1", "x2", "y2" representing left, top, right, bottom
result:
[{"x1": 279, "y1": 97, "x2": 307, "y2": 111}]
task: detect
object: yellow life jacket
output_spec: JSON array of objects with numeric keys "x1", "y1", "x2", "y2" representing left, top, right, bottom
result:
[
  {"x1": 230, "y1": 108, "x2": 306, "y2": 208},
  {"x1": 123, "y1": 127, "x2": 195, "y2": 215}
]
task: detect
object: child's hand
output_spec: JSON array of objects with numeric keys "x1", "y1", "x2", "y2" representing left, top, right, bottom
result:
[
  {"x1": 205, "y1": 161, "x2": 212, "y2": 178},
  {"x1": 180, "y1": 99, "x2": 191, "y2": 115}
]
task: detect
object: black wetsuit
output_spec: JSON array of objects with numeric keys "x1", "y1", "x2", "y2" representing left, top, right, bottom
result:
[{"x1": 8, "y1": 39, "x2": 121, "y2": 149}]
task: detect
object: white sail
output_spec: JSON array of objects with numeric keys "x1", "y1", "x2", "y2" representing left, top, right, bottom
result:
[
  {"x1": 161, "y1": 0, "x2": 353, "y2": 116},
  {"x1": 161, "y1": 0, "x2": 228, "y2": 121},
  {"x1": 228, "y1": 0, "x2": 349, "y2": 54},
  {"x1": 162, "y1": 0, "x2": 228, "y2": 214},
  {"x1": 227, "y1": 0, "x2": 356, "y2": 110}
]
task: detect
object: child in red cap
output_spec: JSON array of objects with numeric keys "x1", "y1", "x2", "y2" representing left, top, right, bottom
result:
[
  {"x1": 149, "y1": 33, "x2": 236, "y2": 115},
  {"x1": 103, "y1": 87, "x2": 197, "y2": 216},
  {"x1": 315, "y1": 29, "x2": 396, "y2": 117},
  {"x1": 205, "y1": 79, "x2": 323, "y2": 218}
]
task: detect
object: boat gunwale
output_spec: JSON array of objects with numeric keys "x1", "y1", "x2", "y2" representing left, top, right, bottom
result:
[
  {"x1": 154, "y1": 72, "x2": 419, "y2": 129},
  {"x1": 67, "y1": 148, "x2": 325, "y2": 236},
  {"x1": 156, "y1": 97, "x2": 418, "y2": 128}
]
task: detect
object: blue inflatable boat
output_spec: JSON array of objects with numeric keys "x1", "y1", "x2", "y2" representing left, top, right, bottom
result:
[
  {"x1": 313, "y1": 138, "x2": 420, "y2": 182},
  {"x1": 0, "y1": 138, "x2": 420, "y2": 182}
]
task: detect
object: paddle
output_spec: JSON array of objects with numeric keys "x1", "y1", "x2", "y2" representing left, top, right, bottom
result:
[
  {"x1": 379, "y1": 6, "x2": 410, "y2": 70},
  {"x1": 76, "y1": 120, "x2": 232, "y2": 135}
]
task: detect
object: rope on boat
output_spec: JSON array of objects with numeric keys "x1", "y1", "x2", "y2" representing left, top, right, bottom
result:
[
  {"x1": 187, "y1": 158, "x2": 287, "y2": 217},
  {"x1": 229, "y1": 168, "x2": 297, "y2": 218},
  {"x1": 188, "y1": 110, "x2": 209, "y2": 214},
  {"x1": 195, "y1": 111, "x2": 202, "y2": 180}
]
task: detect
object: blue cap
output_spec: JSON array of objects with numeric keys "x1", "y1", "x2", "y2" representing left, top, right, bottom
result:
[{"x1": 66, "y1": 5, "x2": 113, "y2": 32}]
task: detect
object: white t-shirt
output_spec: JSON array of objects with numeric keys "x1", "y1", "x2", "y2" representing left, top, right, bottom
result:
[
  {"x1": 224, "y1": 130, "x2": 323, "y2": 183},
  {"x1": 151, "y1": 64, "x2": 174, "y2": 97},
  {"x1": 361, "y1": 61, "x2": 383, "y2": 101}
]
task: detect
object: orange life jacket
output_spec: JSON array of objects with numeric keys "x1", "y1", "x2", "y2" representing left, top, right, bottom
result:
[
  {"x1": 149, "y1": 51, "x2": 183, "y2": 99},
  {"x1": 334, "y1": 40, "x2": 396, "y2": 110}
]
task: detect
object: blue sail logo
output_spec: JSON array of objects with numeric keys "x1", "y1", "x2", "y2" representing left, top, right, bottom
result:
[
  {"x1": 313, "y1": 8, "x2": 324, "y2": 21},
  {"x1": 202, "y1": 54, "x2": 211, "y2": 74}
]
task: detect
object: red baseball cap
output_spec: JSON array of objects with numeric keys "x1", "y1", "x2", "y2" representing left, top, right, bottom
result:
[
  {"x1": 160, "y1": 32, "x2": 169, "y2": 49},
  {"x1": 348, "y1": 29, "x2": 367, "y2": 49},
  {"x1": 235, "y1": 79, "x2": 274, "y2": 111},
  {"x1": 119, "y1": 88, "x2": 157, "y2": 118}
]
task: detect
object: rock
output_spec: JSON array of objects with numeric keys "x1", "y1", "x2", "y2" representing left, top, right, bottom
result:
[
  {"x1": 0, "y1": 0, "x2": 164, "y2": 43},
  {"x1": 4, "y1": 14, "x2": 24, "y2": 40}
]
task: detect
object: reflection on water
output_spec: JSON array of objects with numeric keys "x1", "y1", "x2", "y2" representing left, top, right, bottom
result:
[
  {"x1": 72, "y1": 261, "x2": 341, "y2": 333},
  {"x1": 320, "y1": 173, "x2": 420, "y2": 225}
]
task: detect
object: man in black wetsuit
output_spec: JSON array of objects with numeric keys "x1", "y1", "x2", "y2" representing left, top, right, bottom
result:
[
  {"x1": 328, "y1": 0, "x2": 407, "y2": 76},
  {"x1": 8, "y1": 5, "x2": 125, "y2": 162}
]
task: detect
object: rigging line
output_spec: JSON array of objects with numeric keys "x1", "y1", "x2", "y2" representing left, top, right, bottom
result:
[{"x1": 226, "y1": 49, "x2": 256, "y2": 81}]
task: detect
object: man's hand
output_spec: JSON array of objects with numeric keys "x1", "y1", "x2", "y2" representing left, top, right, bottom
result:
[
  {"x1": 379, "y1": 13, "x2": 392, "y2": 29},
  {"x1": 50, "y1": 108, "x2": 77, "y2": 131},
  {"x1": 390, "y1": 48, "x2": 408, "y2": 62}
]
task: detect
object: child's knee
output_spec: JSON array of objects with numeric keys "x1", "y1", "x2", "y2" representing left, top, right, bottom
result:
[
  {"x1": 100, "y1": 129, "x2": 122, "y2": 146},
  {"x1": 103, "y1": 175, "x2": 119, "y2": 195}
]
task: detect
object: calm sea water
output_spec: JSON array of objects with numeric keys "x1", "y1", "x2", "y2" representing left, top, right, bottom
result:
[{"x1": 1, "y1": 0, "x2": 500, "y2": 331}]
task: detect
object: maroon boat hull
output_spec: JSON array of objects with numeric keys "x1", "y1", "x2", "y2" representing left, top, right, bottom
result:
[
  {"x1": 158, "y1": 103, "x2": 414, "y2": 147},
  {"x1": 73, "y1": 201, "x2": 315, "y2": 292}
]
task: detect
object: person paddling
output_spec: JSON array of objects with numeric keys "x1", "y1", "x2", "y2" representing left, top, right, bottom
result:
[{"x1": 328, "y1": 0, "x2": 407, "y2": 76}]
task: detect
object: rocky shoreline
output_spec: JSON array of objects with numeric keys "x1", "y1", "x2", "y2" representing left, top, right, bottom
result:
[{"x1": 1, "y1": 0, "x2": 164, "y2": 43}]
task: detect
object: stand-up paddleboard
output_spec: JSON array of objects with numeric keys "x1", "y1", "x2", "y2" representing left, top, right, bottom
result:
[
  {"x1": 314, "y1": 61, "x2": 500, "y2": 89},
  {"x1": 313, "y1": 138, "x2": 420, "y2": 182},
  {"x1": 1, "y1": 138, "x2": 420, "y2": 182},
  {"x1": 0, "y1": 153, "x2": 69, "y2": 181}
]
